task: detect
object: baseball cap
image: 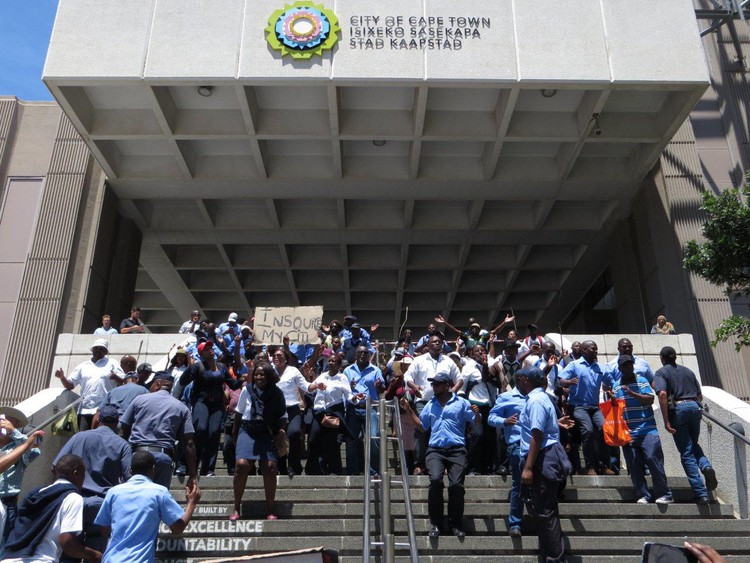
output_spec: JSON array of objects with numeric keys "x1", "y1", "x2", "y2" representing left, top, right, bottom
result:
[
  {"x1": 617, "y1": 354, "x2": 634, "y2": 366},
  {"x1": 152, "y1": 371, "x2": 174, "y2": 382},
  {"x1": 517, "y1": 366, "x2": 546, "y2": 383},
  {"x1": 137, "y1": 363, "x2": 153, "y2": 374},
  {"x1": 228, "y1": 312, "x2": 238, "y2": 323},
  {"x1": 98, "y1": 405, "x2": 119, "y2": 422},
  {"x1": 428, "y1": 370, "x2": 452, "y2": 384}
]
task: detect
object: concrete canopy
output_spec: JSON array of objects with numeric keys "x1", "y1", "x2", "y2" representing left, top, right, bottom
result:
[{"x1": 43, "y1": 0, "x2": 709, "y2": 334}]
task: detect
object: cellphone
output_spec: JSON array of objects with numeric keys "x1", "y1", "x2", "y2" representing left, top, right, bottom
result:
[
  {"x1": 35, "y1": 434, "x2": 43, "y2": 446},
  {"x1": 642, "y1": 542, "x2": 697, "y2": 563}
]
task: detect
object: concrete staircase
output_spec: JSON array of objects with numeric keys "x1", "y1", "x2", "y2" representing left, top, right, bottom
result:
[{"x1": 156, "y1": 472, "x2": 750, "y2": 562}]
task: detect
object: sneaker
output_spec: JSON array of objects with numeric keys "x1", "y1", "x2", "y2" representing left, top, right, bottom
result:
[
  {"x1": 509, "y1": 525, "x2": 522, "y2": 538},
  {"x1": 174, "y1": 466, "x2": 186, "y2": 476},
  {"x1": 702, "y1": 467, "x2": 718, "y2": 491},
  {"x1": 636, "y1": 496, "x2": 650, "y2": 505},
  {"x1": 428, "y1": 525, "x2": 440, "y2": 538},
  {"x1": 655, "y1": 494, "x2": 674, "y2": 505},
  {"x1": 452, "y1": 527, "x2": 466, "y2": 539},
  {"x1": 205, "y1": 471, "x2": 216, "y2": 477},
  {"x1": 696, "y1": 496, "x2": 710, "y2": 505}
]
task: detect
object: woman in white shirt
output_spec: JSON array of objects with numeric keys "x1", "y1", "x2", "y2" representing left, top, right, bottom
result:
[
  {"x1": 305, "y1": 354, "x2": 359, "y2": 475},
  {"x1": 272, "y1": 349, "x2": 309, "y2": 477}
]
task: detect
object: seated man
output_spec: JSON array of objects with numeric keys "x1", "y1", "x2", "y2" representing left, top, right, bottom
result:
[{"x1": 1, "y1": 455, "x2": 100, "y2": 563}]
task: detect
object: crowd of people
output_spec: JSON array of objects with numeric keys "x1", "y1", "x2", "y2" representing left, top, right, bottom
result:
[{"x1": 0, "y1": 308, "x2": 717, "y2": 563}]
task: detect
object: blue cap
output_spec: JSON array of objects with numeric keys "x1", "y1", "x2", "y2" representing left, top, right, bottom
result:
[
  {"x1": 517, "y1": 367, "x2": 546, "y2": 383},
  {"x1": 98, "y1": 405, "x2": 119, "y2": 422}
]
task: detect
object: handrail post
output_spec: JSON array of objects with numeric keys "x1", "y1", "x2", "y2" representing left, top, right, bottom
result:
[
  {"x1": 392, "y1": 398, "x2": 420, "y2": 563},
  {"x1": 379, "y1": 398, "x2": 394, "y2": 562},
  {"x1": 363, "y1": 397, "x2": 371, "y2": 562}
]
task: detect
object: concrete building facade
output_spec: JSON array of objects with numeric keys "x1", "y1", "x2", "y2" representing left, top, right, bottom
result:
[{"x1": 0, "y1": 0, "x2": 749, "y2": 404}]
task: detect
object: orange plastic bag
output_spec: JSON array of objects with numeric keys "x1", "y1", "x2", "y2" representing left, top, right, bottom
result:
[{"x1": 599, "y1": 398, "x2": 631, "y2": 447}]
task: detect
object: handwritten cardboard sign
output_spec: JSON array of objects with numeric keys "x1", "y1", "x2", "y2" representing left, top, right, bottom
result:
[{"x1": 254, "y1": 306, "x2": 323, "y2": 344}]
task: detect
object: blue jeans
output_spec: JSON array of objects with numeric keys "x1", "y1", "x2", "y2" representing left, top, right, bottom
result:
[
  {"x1": 507, "y1": 442, "x2": 523, "y2": 527},
  {"x1": 623, "y1": 432, "x2": 671, "y2": 501},
  {"x1": 671, "y1": 401, "x2": 711, "y2": 498},
  {"x1": 345, "y1": 407, "x2": 379, "y2": 475}
]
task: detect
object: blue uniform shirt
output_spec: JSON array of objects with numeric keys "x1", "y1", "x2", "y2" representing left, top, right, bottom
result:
[
  {"x1": 519, "y1": 387, "x2": 560, "y2": 457},
  {"x1": 100, "y1": 383, "x2": 149, "y2": 417},
  {"x1": 95, "y1": 473, "x2": 184, "y2": 563},
  {"x1": 344, "y1": 363, "x2": 384, "y2": 407},
  {"x1": 419, "y1": 393, "x2": 476, "y2": 448},
  {"x1": 488, "y1": 387, "x2": 527, "y2": 445},
  {"x1": 559, "y1": 358, "x2": 614, "y2": 407},
  {"x1": 54, "y1": 426, "x2": 131, "y2": 497},
  {"x1": 120, "y1": 390, "x2": 195, "y2": 450}
]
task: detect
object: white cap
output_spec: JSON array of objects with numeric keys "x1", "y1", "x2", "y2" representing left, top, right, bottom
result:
[
  {"x1": 91, "y1": 338, "x2": 109, "y2": 352},
  {"x1": 228, "y1": 312, "x2": 238, "y2": 322}
]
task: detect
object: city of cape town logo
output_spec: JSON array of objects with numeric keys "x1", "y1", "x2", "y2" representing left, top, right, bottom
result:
[{"x1": 266, "y1": 2, "x2": 340, "y2": 60}]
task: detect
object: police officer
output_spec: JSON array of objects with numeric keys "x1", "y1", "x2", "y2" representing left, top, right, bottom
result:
[
  {"x1": 401, "y1": 370, "x2": 480, "y2": 539},
  {"x1": 519, "y1": 367, "x2": 573, "y2": 563},
  {"x1": 120, "y1": 371, "x2": 197, "y2": 489},
  {"x1": 54, "y1": 405, "x2": 131, "y2": 558}
]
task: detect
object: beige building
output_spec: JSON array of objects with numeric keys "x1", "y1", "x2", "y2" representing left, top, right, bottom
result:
[{"x1": 0, "y1": 0, "x2": 749, "y2": 405}]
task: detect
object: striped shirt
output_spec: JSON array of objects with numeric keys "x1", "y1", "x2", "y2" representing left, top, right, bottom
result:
[{"x1": 613, "y1": 376, "x2": 657, "y2": 439}]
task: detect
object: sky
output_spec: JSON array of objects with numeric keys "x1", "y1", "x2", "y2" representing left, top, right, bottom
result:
[{"x1": 0, "y1": 0, "x2": 59, "y2": 101}]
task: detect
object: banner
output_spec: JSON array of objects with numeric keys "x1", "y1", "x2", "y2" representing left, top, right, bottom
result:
[{"x1": 254, "y1": 306, "x2": 323, "y2": 344}]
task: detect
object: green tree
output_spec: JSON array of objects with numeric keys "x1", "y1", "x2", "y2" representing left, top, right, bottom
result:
[{"x1": 683, "y1": 176, "x2": 750, "y2": 351}]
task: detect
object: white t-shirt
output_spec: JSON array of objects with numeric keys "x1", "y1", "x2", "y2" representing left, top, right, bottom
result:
[
  {"x1": 68, "y1": 357, "x2": 123, "y2": 415},
  {"x1": 403, "y1": 353, "x2": 461, "y2": 402},
  {"x1": 311, "y1": 373, "x2": 352, "y2": 411},
  {"x1": 2, "y1": 479, "x2": 83, "y2": 563},
  {"x1": 275, "y1": 366, "x2": 308, "y2": 408}
]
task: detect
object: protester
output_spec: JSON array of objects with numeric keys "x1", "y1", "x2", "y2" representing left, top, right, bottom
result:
[
  {"x1": 401, "y1": 370, "x2": 480, "y2": 539},
  {"x1": 55, "y1": 339, "x2": 124, "y2": 431},
  {"x1": 518, "y1": 367, "x2": 573, "y2": 563},
  {"x1": 1, "y1": 455, "x2": 100, "y2": 563},
  {"x1": 230, "y1": 364, "x2": 287, "y2": 522},
  {"x1": 488, "y1": 382, "x2": 526, "y2": 537},
  {"x1": 0, "y1": 407, "x2": 42, "y2": 550}
]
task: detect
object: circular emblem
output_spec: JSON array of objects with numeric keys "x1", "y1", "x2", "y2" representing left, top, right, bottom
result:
[{"x1": 266, "y1": 2, "x2": 340, "y2": 60}]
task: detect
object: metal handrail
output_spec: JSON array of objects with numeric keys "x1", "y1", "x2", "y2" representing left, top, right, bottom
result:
[
  {"x1": 27, "y1": 397, "x2": 82, "y2": 434},
  {"x1": 391, "y1": 398, "x2": 419, "y2": 563},
  {"x1": 363, "y1": 396, "x2": 372, "y2": 562},
  {"x1": 702, "y1": 405, "x2": 750, "y2": 447}
]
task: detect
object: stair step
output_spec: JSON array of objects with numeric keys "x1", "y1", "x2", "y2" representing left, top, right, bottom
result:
[
  {"x1": 158, "y1": 517, "x2": 750, "y2": 537},
  {"x1": 175, "y1": 474, "x2": 700, "y2": 490},
  {"x1": 170, "y1": 487, "x2": 719, "y2": 504},
  {"x1": 179, "y1": 502, "x2": 735, "y2": 519},
  {"x1": 155, "y1": 534, "x2": 750, "y2": 557}
]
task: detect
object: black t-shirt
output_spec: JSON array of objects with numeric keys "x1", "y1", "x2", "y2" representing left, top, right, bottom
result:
[
  {"x1": 120, "y1": 317, "x2": 143, "y2": 331},
  {"x1": 654, "y1": 364, "x2": 701, "y2": 400}
]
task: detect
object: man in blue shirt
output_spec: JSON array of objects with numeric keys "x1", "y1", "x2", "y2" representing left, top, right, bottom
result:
[
  {"x1": 519, "y1": 367, "x2": 573, "y2": 563},
  {"x1": 94, "y1": 451, "x2": 201, "y2": 563},
  {"x1": 606, "y1": 338, "x2": 654, "y2": 384},
  {"x1": 610, "y1": 355, "x2": 673, "y2": 505},
  {"x1": 402, "y1": 371, "x2": 480, "y2": 539},
  {"x1": 559, "y1": 340, "x2": 614, "y2": 475},
  {"x1": 93, "y1": 315, "x2": 118, "y2": 336},
  {"x1": 344, "y1": 346, "x2": 385, "y2": 476},
  {"x1": 488, "y1": 385, "x2": 527, "y2": 537}
]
